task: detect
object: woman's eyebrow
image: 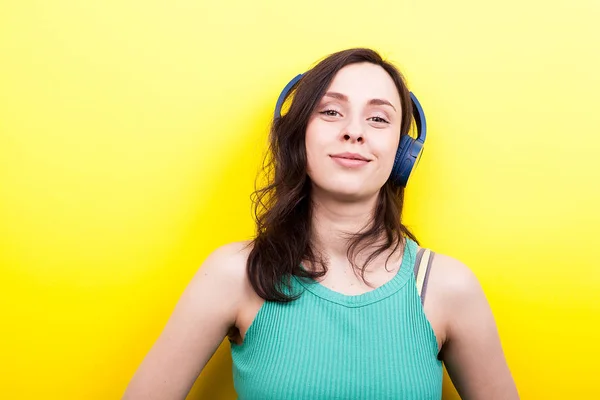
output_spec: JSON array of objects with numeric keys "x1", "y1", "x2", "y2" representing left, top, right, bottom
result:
[
  {"x1": 324, "y1": 92, "x2": 397, "y2": 112},
  {"x1": 323, "y1": 92, "x2": 348, "y2": 101},
  {"x1": 368, "y1": 98, "x2": 396, "y2": 112}
]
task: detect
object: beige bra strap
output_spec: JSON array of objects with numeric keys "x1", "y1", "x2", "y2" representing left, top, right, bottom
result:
[
  {"x1": 415, "y1": 248, "x2": 436, "y2": 305},
  {"x1": 415, "y1": 249, "x2": 431, "y2": 296}
]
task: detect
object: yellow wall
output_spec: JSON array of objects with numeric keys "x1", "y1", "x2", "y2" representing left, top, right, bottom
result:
[{"x1": 1, "y1": 1, "x2": 599, "y2": 399}]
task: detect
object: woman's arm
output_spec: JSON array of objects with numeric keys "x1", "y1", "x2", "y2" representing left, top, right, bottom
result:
[
  {"x1": 122, "y1": 241, "x2": 251, "y2": 400},
  {"x1": 432, "y1": 254, "x2": 519, "y2": 399}
]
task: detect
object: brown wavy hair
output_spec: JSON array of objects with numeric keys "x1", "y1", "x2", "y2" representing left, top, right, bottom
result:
[{"x1": 247, "y1": 48, "x2": 419, "y2": 302}]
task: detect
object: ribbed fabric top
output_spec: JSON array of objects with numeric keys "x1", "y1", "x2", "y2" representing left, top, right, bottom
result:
[{"x1": 230, "y1": 238, "x2": 443, "y2": 399}]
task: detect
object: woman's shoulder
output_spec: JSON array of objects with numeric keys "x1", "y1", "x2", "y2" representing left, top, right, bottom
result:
[
  {"x1": 200, "y1": 240, "x2": 265, "y2": 337},
  {"x1": 200, "y1": 240, "x2": 253, "y2": 284},
  {"x1": 415, "y1": 247, "x2": 488, "y2": 347},
  {"x1": 422, "y1": 248, "x2": 489, "y2": 328},
  {"x1": 416, "y1": 245, "x2": 482, "y2": 300},
  {"x1": 200, "y1": 240, "x2": 261, "y2": 304},
  {"x1": 428, "y1": 251, "x2": 481, "y2": 296}
]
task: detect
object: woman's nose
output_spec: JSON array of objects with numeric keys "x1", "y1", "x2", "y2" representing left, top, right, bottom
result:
[{"x1": 342, "y1": 120, "x2": 365, "y2": 143}]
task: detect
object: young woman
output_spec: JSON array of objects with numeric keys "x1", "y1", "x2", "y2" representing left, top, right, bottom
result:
[{"x1": 123, "y1": 48, "x2": 519, "y2": 399}]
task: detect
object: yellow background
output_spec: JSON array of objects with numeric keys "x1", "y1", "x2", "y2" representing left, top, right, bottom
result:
[{"x1": 1, "y1": 1, "x2": 599, "y2": 399}]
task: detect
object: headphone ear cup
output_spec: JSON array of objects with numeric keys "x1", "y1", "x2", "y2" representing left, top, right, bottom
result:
[{"x1": 391, "y1": 135, "x2": 423, "y2": 187}]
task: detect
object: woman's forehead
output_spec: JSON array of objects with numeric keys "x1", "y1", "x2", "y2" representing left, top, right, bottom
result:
[{"x1": 324, "y1": 63, "x2": 401, "y2": 107}]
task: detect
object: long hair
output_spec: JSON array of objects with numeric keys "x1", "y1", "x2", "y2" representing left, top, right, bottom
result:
[{"x1": 247, "y1": 48, "x2": 419, "y2": 302}]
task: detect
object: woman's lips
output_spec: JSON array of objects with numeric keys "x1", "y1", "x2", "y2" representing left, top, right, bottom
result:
[{"x1": 330, "y1": 155, "x2": 370, "y2": 168}]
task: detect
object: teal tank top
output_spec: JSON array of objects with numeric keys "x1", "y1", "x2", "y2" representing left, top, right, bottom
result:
[{"x1": 230, "y1": 238, "x2": 443, "y2": 399}]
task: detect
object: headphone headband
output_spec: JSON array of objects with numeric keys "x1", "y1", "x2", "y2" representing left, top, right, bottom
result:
[{"x1": 274, "y1": 74, "x2": 303, "y2": 120}]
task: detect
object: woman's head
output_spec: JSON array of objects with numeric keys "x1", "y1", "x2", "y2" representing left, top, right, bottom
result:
[
  {"x1": 249, "y1": 48, "x2": 418, "y2": 302},
  {"x1": 273, "y1": 48, "x2": 414, "y2": 202}
]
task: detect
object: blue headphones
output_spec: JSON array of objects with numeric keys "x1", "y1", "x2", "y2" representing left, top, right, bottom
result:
[{"x1": 274, "y1": 73, "x2": 427, "y2": 187}]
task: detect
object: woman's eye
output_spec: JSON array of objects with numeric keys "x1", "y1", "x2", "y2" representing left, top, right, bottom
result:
[
  {"x1": 370, "y1": 116, "x2": 389, "y2": 124},
  {"x1": 320, "y1": 109, "x2": 341, "y2": 117}
]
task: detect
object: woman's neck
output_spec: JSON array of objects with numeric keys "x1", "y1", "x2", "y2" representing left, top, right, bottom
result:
[{"x1": 308, "y1": 190, "x2": 388, "y2": 271}]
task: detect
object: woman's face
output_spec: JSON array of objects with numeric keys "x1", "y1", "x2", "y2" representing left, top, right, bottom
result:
[{"x1": 305, "y1": 62, "x2": 403, "y2": 202}]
